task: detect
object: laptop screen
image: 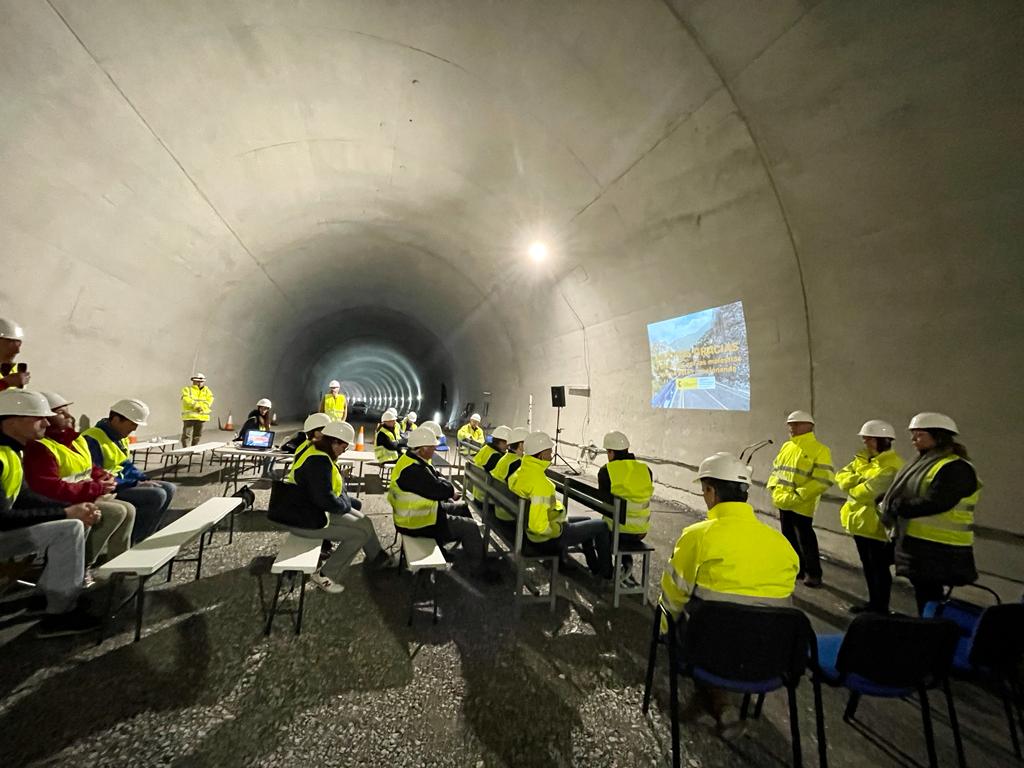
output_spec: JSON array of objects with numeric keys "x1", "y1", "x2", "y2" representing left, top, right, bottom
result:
[{"x1": 243, "y1": 430, "x2": 274, "y2": 449}]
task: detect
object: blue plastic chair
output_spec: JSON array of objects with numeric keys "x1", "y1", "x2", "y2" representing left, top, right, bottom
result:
[
  {"x1": 643, "y1": 601, "x2": 825, "y2": 768},
  {"x1": 815, "y1": 613, "x2": 964, "y2": 768}
]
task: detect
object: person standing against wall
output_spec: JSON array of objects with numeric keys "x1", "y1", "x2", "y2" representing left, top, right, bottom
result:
[
  {"x1": 835, "y1": 420, "x2": 903, "y2": 613},
  {"x1": 880, "y1": 413, "x2": 979, "y2": 614},
  {"x1": 767, "y1": 411, "x2": 834, "y2": 587},
  {"x1": 180, "y1": 373, "x2": 213, "y2": 447},
  {"x1": 321, "y1": 381, "x2": 347, "y2": 422}
]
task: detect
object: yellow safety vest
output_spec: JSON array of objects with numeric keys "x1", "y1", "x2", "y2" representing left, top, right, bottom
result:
[
  {"x1": 905, "y1": 456, "x2": 980, "y2": 547},
  {"x1": 374, "y1": 425, "x2": 401, "y2": 463},
  {"x1": 82, "y1": 427, "x2": 130, "y2": 477},
  {"x1": 323, "y1": 393, "x2": 346, "y2": 422},
  {"x1": 659, "y1": 502, "x2": 799, "y2": 624},
  {"x1": 508, "y1": 455, "x2": 565, "y2": 543},
  {"x1": 37, "y1": 436, "x2": 94, "y2": 483},
  {"x1": 836, "y1": 449, "x2": 904, "y2": 542},
  {"x1": 767, "y1": 432, "x2": 835, "y2": 518},
  {"x1": 388, "y1": 453, "x2": 438, "y2": 530},
  {"x1": 285, "y1": 445, "x2": 342, "y2": 495},
  {"x1": 180, "y1": 385, "x2": 214, "y2": 422},
  {"x1": 0, "y1": 444, "x2": 24, "y2": 502},
  {"x1": 605, "y1": 459, "x2": 654, "y2": 535},
  {"x1": 490, "y1": 452, "x2": 521, "y2": 521},
  {"x1": 471, "y1": 444, "x2": 498, "y2": 501},
  {"x1": 457, "y1": 424, "x2": 484, "y2": 454}
]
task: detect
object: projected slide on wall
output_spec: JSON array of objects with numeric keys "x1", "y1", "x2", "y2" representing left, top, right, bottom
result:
[{"x1": 648, "y1": 301, "x2": 751, "y2": 411}]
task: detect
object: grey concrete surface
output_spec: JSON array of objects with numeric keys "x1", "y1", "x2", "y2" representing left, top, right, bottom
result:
[{"x1": 0, "y1": 1, "x2": 1021, "y2": 602}]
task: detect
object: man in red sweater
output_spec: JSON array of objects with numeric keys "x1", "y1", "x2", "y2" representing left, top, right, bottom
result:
[{"x1": 23, "y1": 392, "x2": 135, "y2": 568}]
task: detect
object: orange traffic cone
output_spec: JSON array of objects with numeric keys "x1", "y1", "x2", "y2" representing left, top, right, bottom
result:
[
  {"x1": 221, "y1": 411, "x2": 234, "y2": 431},
  {"x1": 355, "y1": 426, "x2": 365, "y2": 451}
]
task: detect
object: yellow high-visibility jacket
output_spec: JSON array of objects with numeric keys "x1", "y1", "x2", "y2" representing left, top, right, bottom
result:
[
  {"x1": 767, "y1": 432, "x2": 834, "y2": 517},
  {"x1": 181, "y1": 385, "x2": 214, "y2": 422},
  {"x1": 322, "y1": 393, "x2": 346, "y2": 422},
  {"x1": 836, "y1": 449, "x2": 903, "y2": 542},
  {"x1": 508, "y1": 454, "x2": 565, "y2": 543}
]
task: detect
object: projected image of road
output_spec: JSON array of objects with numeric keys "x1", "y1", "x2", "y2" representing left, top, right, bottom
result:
[{"x1": 648, "y1": 301, "x2": 751, "y2": 411}]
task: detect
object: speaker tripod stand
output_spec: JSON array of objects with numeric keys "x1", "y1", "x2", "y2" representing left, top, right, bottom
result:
[{"x1": 552, "y1": 406, "x2": 581, "y2": 475}]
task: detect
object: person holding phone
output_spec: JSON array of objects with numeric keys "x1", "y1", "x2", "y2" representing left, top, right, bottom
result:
[{"x1": 0, "y1": 318, "x2": 29, "y2": 391}]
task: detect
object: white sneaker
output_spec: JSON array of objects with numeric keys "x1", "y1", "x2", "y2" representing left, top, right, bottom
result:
[{"x1": 310, "y1": 571, "x2": 345, "y2": 594}]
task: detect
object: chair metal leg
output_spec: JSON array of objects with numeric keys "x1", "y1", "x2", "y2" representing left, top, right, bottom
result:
[
  {"x1": 264, "y1": 573, "x2": 283, "y2": 636},
  {"x1": 943, "y1": 679, "x2": 966, "y2": 768},
  {"x1": 740, "y1": 693, "x2": 751, "y2": 720},
  {"x1": 195, "y1": 534, "x2": 206, "y2": 580},
  {"x1": 754, "y1": 692, "x2": 766, "y2": 719},
  {"x1": 165, "y1": 559, "x2": 174, "y2": 583},
  {"x1": 431, "y1": 572, "x2": 439, "y2": 625},
  {"x1": 407, "y1": 569, "x2": 419, "y2": 627},
  {"x1": 640, "y1": 552, "x2": 651, "y2": 606},
  {"x1": 548, "y1": 557, "x2": 559, "y2": 613},
  {"x1": 1011, "y1": 676, "x2": 1024, "y2": 751},
  {"x1": 134, "y1": 575, "x2": 147, "y2": 642},
  {"x1": 920, "y1": 686, "x2": 938, "y2": 768},
  {"x1": 788, "y1": 685, "x2": 804, "y2": 768},
  {"x1": 813, "y1": 679, "x2": 828, "y2": 768},
  {"x1": 1002, "y1": 677, "x2": 1023, "y2": 758},
  {"x1": 642, "y1": 610, "x2": 660, "y2": 714},
  {"x1": 843, "y1": 692, "x2": 861, "y2": 722},
  {"x1": 294, "y1": 573, "x2": 307, "y2": 635},
  {"x1": 667, "y1": 626, "x2": 681, "y2": 768}
]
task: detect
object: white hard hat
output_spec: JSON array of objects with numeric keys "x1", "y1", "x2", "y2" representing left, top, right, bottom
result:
[
  {"x1": 858, "y1": 419, "x2": 896, "y2": 439},
  {"x1": 0, "y1": 389, "x2": 54, "y2": 417},
  {"x1": 406, "y1": 411, "x2": 418, "y2": 422},
  {"x1": 257, "y1": 398, "x2": 272, "y2": 408},
  {"x1": 408, "y1": 425, "x2": 439, "y2": 449},
  {"x1": 303, "y1": 412, "x2": 332, "y2": 432},
  {"x1": 524, "y1": 431, "x2": 554, "y2": 456},
  {"x1": 420, "y1": 420, "x2": 443, "y2": 438},
  {"x1": 110, "y1": 398, "x2": 149, "y2": 426},
  {"x1": 603, "y1": 430, "x2": 630, "y2": 451},
  {"x1": 322, "y1": 421, "x2": 355, "y2": 444},
  {"x1": 0, "y1": 318, "x2": 25, "y2": 341},
  {"x1": 469, "y1": 413, "x2": 481, "y2": 422},
  {"x1": 40, "y1": 391, "x2": 72, "y2": 410},
  {"x1": 908, "y1": 412, "x2": 959, "y2": 434},
  {"x1": 491, "y1": 425, "x2": 512, "y2": 442},
  {"x1": 191, "y1": 372, "x2": 206, "y2": 381},
  {"x1": 382, "y1": 408, "x2": 398, "y2": 422},
  {"x1": 695, "y1": 452, "x2": 752, "y2": 485},
  {"x1": 786, "y1": 410, "x2": 815, "y2": 424},
  {"x1": 328, "y1": 380, "x2": 341, "y2": 388},
  {"x1": 507, "y1": 427, "x2": 530, "y2": 445}
]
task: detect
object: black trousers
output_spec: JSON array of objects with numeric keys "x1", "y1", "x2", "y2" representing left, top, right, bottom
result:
[
  {"x1": 854, "y1": 536, "x2": 893, "y2": 613},
  {"x1": 911, "y1": 580, "x2": 947, "y2": 616},
  {"x1": 779, "y1": 509, "x2": 821, "y2": 579}
]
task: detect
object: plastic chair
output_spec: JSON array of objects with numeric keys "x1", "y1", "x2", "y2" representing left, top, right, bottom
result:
[
  {"x1": 814, "y1": 613, "x2": 964, "y2": 768},
  {"x1": 925, "y1": 597, "x2": 1024, "y2": 758},
  {"x1": 643, "y1": 601, "x2": 825, "y2": 768}
]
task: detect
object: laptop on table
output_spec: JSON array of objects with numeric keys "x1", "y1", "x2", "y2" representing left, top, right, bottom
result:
[{"x1": 240, "y1": 429, "x2": 275, "y2": 451}]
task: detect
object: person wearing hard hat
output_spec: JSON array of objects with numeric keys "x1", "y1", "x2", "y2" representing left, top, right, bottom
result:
[
  {"x1": 399, "y1": 410, "x2": 418, "y2": 435},
  {"x1": 659, "y1": 452, "x2": 800, "y2": 731},
  {"x1": 421, "y1": 420, "x2": 449, "y2": 451},
  {"x1": 0, "y1": 318, "x2": 30, "y2": 391},
  {"x1": 835, "y1": 420, "x2": 904, "y2": 614},
  {"x1": 880, "y1": 413, "x2": 980, "y2": 614},
  {"x1": 282, "y1": 412, "x2": 332, "y2": 457},
  {"x1": 237, "y1": 398, "x2": 273, "y2": 442},
  {"x1": 374, "y1": 408, "x2": 406, "y2": 464},
  {"x1": 767, "y1": 411, "x2": 834, "y2": 588},
  {"x1": 457, "y1": 413, "x2": 484, "y2": 455},
  {"x1": 24, "y1": 392, "x2": 136, "y2": 570},
  {"x1": 180, "y1": 374, "x2": 214, "y2": 448},
  {"x1": 489, "y1": 427, "x2": 530, "y2": 528},
  {"x1": 597, "y1": 430, "x2": 654, "y2": 584},
  {"x1": 83, "y1": 398, "x2": 176, "y2": 544},
  {"x1": 389, "y1": 426, "x2": 491, "y2": 574},
  {"x1": 270, "y1": 421, "x2": 392, "y2": 594},
  {"x1": 508, "y1": 432, "x2": 605, "y2": 575},
  {"x1": 0, "y1": 389, "x2": 100, "y2": 637},
  {"x1": 320, "y1": 381, "x2": 347, "y2": 422},
  {"x1": 469, "y1": 425, "x2": 510, "y2": 502}
]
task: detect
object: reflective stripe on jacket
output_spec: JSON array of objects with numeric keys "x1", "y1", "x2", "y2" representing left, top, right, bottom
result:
[
  {"x1": 471, "y1": 444, "x2": 498, "y2": 501},
  {"x1": 905, "y1": 456, "x2": 980, "y2": 547},
  {"x1": 36, "y1": 436, "x2": 93, "y2": 483},
  {"x1": 180, "y1": 385, "x2": 214, "y2": 422},
  {"x1": 508, "y1": 454, "x2": 565, "y2": 543},
  {"x1": 374, "y1": 425, "x2": 400, "y2": 463},
  {"x1": 836, "y1": 449, "x2": 903, "y2": 541},
  {"x1": 82, "y1": 426, "x2": 130, "y2": 477},
  {"x1": 285, "y1": 446, "x2": 342, "y2": 495},
  {"x1": 323, "y1": 393, "x2": 346, "y2": 421},
  {"x1": 457, "y1": 424, "x2": 484, "y2": 454},
  {"x1": 490, "y1": 452, "x2": 521, "y2": 521},
  {"x1": 388, "y1": 453, "x2": 438, "y2": 530},
  {"x1": 767, "y1": 432, "x2": 834, "y2": 517},
  {"x1": 605, "y1": 459, "x2": 653, "y2": 534},
  {"x1": 0, "y1": 445, "x2": 23, "y2": 501}
]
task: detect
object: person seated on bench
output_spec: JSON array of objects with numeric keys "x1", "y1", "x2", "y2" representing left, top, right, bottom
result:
[
  {"x1": 389, "y1": 426, "x2": 494, "y2": 578},
  {"x1": 374, "y1": 408, "x2": 406, "y2": 464},
  {"x1": 470, "y1": 425, "x2": 510, "y2": 500},
  {"x1": 83, "y1": 398, "x2": 175, "y2": 544},
  {"x1": 596, "y1": 430, "x2": 654, "y2": 586},
  {"x1": 457, "y1": 413, "x2": 484, "y2": 455},
  {"x1": 0, "y1": 390, "x2": 100, "y2": 637},
  {"x1": 659, "y1": 452, "x2": 799, "y2": 729},
  {"x1": 269, "y1": 421, "x2": 392, "y2": 594},
  {"x1": 280, "y1": 412, "x2": 332, "y2": 456},
  {"x1": 237, "y1": 398, "x2": 273, "y2": 443},
  {"x1": 24, "y1": 392, "x2": 135, "y2": 573},
  {"x1": 489, "y1": 427, "x2": 529, "y2": 529},
  {"x1": 399, "y1": 410, "x2": 417, "y2": 436},
  {"x1": 508, "y1": 432, "x2": 605, "y2": 575}
]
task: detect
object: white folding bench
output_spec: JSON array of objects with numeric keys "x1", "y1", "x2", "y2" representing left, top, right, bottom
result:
[
  {"x1": 400, "y1": 534, "x2": 451, "y2": 626},
  {"x1": 263, "y1": 534, "x2": 322, "y2": 636},
  {"x1": 96, "y1": 496, "x2": 242, "y2": 642},
  {"x1": 163, "y1": 441, "x2": 227, "y2": 477}
]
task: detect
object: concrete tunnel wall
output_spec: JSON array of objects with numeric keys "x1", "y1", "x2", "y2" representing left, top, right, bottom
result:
[{"x1": 1, "y1": 2, "x2": 1021, "y2": 590}]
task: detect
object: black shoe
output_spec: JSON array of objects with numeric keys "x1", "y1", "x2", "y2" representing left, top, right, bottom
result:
[
  {"x1": 847, "y1": 603, "x2": 871, "y2": 614},
  {"x1": 36, "y1": 607, "x2": 101, "y2": 638},
  {"x1": 803, "y1": 575, "x2": 823, "y2": 588}
]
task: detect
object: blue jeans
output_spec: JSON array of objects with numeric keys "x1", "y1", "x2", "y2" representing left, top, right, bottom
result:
[{"x1": 117, "y1": 481, "x2": 176, "y2": 543}]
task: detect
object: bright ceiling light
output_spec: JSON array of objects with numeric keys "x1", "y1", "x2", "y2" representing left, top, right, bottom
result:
[{"x1": 528, "y1": 241, "x2": 547, "y2": 262}]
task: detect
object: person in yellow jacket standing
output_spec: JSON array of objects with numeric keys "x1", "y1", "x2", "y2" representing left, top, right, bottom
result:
[
  {"x1": 880, "y1": 413, "x2": 980, "y2": 614},
  {"x1": 659, "y1": 452, "x2": 799, "y2": 729},
  {"x1": 180, "y1": 373, "x2": 213, "y2": 447},
  {"x1": 597, "y1": 430, "x2": 653, "y2": 584},
  {"x1": 321, "y1": 380, "x2": 347, "y2": 422},
  {"x1": 835, "y1": 420, "x2": 903, "y2": 614},
  {"x1": 767, "y1": 410, "x2": 834, "y2": 587}
]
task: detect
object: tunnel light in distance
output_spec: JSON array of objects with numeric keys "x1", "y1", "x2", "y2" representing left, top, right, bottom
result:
[{"x1": 528, "y1": 241, "x2": 547, "y2": 262}]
